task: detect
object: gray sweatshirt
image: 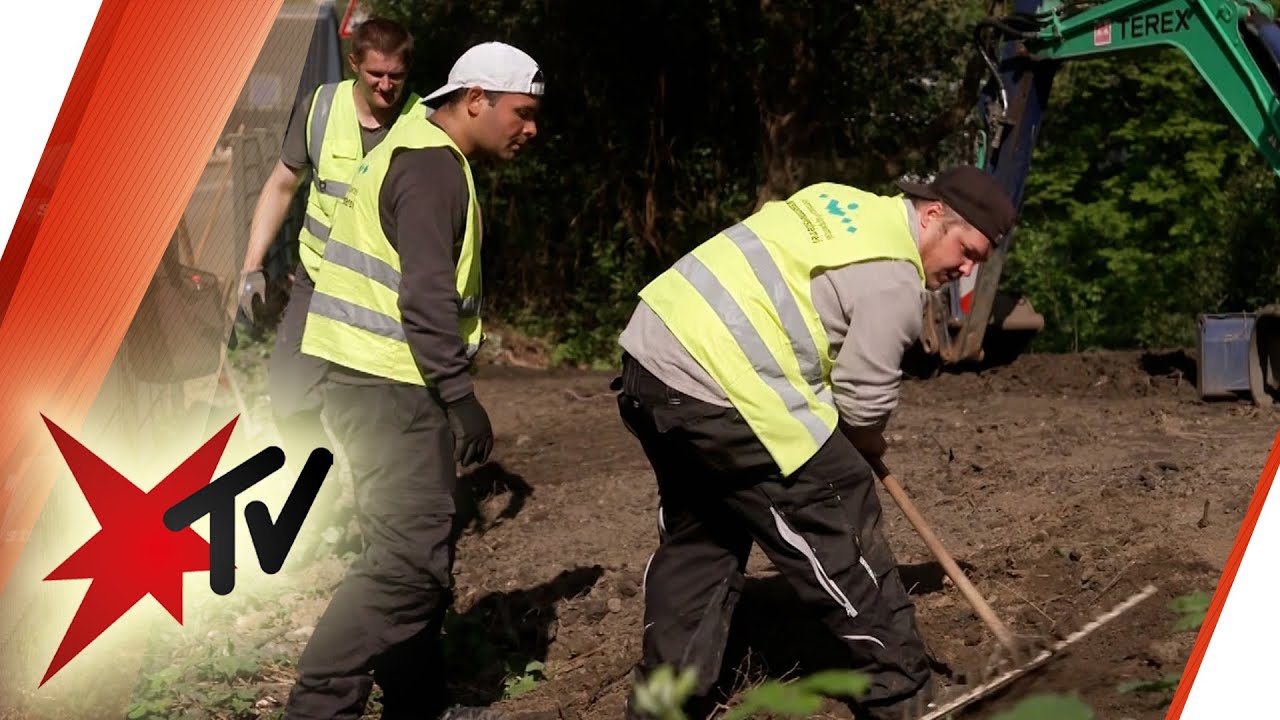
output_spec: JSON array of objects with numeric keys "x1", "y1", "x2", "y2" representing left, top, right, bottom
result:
[{"x1": 618, "y1": 199, "x2": 925, "y2": 431}]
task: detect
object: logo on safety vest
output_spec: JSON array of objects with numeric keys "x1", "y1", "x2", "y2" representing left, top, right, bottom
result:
[{"x1": 819, "y1": 193, "x2": 859, "y2": 235}]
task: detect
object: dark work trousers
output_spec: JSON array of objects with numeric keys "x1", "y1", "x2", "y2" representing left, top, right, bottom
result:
[
  {"x1": 615, "y1": 355, "x2": 930, "y2": 718},
  {"x1": 268, "y1": 265, "x2": 333, "y2": 457},
  {"x1": 283, "y1": 376, "x2": 457, "y2": 720},
  {"x1": 268, "y1": 266, "x2": 341, "y2": 549}
]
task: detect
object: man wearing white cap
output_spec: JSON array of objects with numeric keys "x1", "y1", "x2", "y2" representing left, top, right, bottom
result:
[{"x1": 284, "y1": 41, "x2": 544, "y2": 720}]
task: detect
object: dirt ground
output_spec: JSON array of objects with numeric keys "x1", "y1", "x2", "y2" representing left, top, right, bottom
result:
[
  {"x1": 408, "y1": 348, "x2": 1275, "y2": 720},
  {"x1": 5, "y1": 345, "x2": 1275, "y2": 720}
]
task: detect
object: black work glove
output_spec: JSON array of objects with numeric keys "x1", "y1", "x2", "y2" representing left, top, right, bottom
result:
[{"x1": 445, "y1": 393, "x2": 493, "y2": 466}]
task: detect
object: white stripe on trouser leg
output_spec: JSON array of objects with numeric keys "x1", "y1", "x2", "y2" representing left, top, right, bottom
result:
[
  {"x1": 842, "y1": 634, "x2": 887, "y2": 649},
  {"x1": 854, "y1": 534, "x2": 879, "y2": 588},
  {"x1": 657, "y1": 506, "x2": 667, "y2": 540},
  {"x1": 642, "y1": 552, "x2": 654, "y2": 595},
  {"x1": 860, "y1": 557, "x2": 879, "y2": 588},
  {"x1": 769, "y1": 507, "x2": 859, "y2": 619}
]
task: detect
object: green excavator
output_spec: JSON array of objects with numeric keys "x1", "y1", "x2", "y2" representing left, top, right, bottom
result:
[{"x1": 924, "y1": 0, "x2": 1280, "y2": 404}]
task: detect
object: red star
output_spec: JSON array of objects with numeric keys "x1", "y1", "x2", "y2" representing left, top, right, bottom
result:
[{"x1": 38, "y1": 415, "x2": 238, "y2": 686}]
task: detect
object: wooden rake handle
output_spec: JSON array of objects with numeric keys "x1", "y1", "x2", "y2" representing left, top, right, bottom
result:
[{"x1": 869, "y1": 457, "x2": 1018, "y2": 654}]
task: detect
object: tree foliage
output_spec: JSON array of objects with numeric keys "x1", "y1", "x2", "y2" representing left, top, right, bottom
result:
[
  {"x1": 1005, "y1": 46, "x2": 1280, "y2": 350},
  {"x1": 368, "y1": 0, "x2": 1280, "y2": 362}
]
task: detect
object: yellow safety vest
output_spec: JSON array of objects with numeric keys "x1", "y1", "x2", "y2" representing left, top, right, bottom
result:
[
  {"x1": 639, "y1": 184, "x2": 924, "y2": 476},
  {"x1": 298, "y1": 80, "x2": 423, "y2": 278},
  {"x1": 301, "y1": 107, "x2": 483, "y2": 385}
]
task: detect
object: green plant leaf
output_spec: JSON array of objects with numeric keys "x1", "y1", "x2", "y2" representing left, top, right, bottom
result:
[
  {"x1": 632, "y1": 666, "x2": 698, "y2": 720},
  {"x1": 1117, "y1": 674, "x2": 1180, "y2": 695},
  {"x1": 1173, "y1": 610, "x2": 1208, "y2": 632},
  {"x1": 504, "y1": 673, "x2": 542, "y2": 700},
  {"x1": 1169, "y1": 591, "x2": 1212, "y2": 632},
  {"x1": 1168, "y1": 592, "x2": 1212, "y2": 614},
  {"x1": 724, "y1": 682, "x2": 823, "y2": 720},
  {"x1": 795, "y1": 669, "x2": 871, "y2": 698},
  {"x1": 987, "y1": 693, "x2": 1094, "y2": 720}
]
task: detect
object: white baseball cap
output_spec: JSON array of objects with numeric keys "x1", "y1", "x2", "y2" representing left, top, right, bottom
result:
[{"x1": 424, "y1": 42, "x2": 545, "y2": 105}]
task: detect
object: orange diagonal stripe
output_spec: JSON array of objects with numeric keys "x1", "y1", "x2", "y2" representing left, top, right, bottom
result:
[
  {"x1": 1165, "y1": 429, "x2": 1280, "y2": 717},
  {"x1": 0, "y1": 0, "x2": 285, "y2": 596}
]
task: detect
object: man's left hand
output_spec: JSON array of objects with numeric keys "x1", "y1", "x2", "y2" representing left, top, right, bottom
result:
[
  {"x1": 843, "y1": 425, "x2": 887, "y2": 460},
  {"x1": 445, "y1": 393, "x2": 494, "y2": 467}
]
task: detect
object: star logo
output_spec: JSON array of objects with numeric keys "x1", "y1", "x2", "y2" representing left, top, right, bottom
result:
[{"x1": 38, "y1": 415, "x2": 238, "y2": 686}]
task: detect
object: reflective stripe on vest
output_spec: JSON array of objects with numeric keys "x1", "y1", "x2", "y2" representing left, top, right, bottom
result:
[
  {"x1": 308, "y1": 82, "x2": 338, "y2": 168},
  {"x1": 324, "y1": 240, "x2": 400, "y2": 293},
  {"x1": 309, "y1": 290, "x2": 482, "y2": 355},
  {"x1": 671, "y1": 247, "x2": 833, "y2": 448},
  {"x1": 639, "y1": 184, "x2": 924, "y2": 476},
  {"x1": 297, "y1": 81, "x2": 358, "y2": 279},
  {"x1": 304, "y1": 214, "x2": 329, "y2": 244},
  {"x1": 297, "y1": 82, "x2": 423, "y2": 279},
  {"x1": 314, "y1": 178, "x2": 350, "y2": 199},
  {"x1": 306, "y1": 83, "x2": 350, "y2": 199},
  {"x1": 310, "y1": 290, "x2": 405, "y2": 340},
  {"x1": 721, "y1": 222, "x2": 827, "y2": 397},
  {"x1": 320, "y1": 240, "x2": 482, "y2": 317},
  {"x1": 301, "y1": 107, "x2": 485, "y2": 385},
  {"x1": 675, "y1": 221, "x2": 834, "y2": 445}
]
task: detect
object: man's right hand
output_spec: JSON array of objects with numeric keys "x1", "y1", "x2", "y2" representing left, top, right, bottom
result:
[
  {"x1": 445, "y1": 393, "x2": 494, "y2": 466},
  {"x1": 239, "y1": 268, "x2": 266, "y2": 324}
]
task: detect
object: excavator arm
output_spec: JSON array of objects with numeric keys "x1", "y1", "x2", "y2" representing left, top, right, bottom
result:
[{"x1": 922, "y1": 0, "x2": 1280, "y2": 387}]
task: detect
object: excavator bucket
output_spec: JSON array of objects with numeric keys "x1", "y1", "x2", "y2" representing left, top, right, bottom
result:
[{"x1": 1193, "y1": 308, "x2": 1280, "y2": 406}]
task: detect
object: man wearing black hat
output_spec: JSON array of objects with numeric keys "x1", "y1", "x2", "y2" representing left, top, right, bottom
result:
[{"x1": 615, "y1": 167, "x2": 1015, "y2": 720}]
